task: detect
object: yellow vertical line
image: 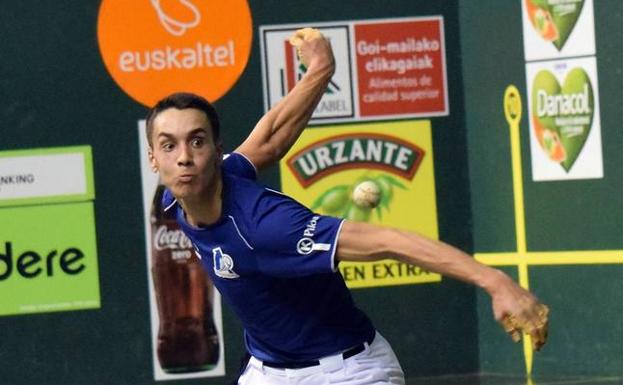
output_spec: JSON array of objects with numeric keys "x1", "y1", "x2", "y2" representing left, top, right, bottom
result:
[
  {"x1": 509, "y1": 120, "x2": 527, "y2": 254},
  {"x1": 504, "y1": 86, "x2": 532, "y2": 375},
  {"x1": 518, "y1": 261, "x2": 533, "y2": 375}
]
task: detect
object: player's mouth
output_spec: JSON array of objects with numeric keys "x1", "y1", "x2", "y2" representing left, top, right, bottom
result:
[{"x1": 178, "y1": 174, "x2": 195, "y2": 183}]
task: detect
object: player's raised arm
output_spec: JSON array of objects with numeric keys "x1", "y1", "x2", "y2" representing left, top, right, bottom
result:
[
  {"x1": 235, "y1": 28, "x2": 335, "y2": 170},
  {"x1": 335, "y1": 220, "x2": 550, "y2": 351}
]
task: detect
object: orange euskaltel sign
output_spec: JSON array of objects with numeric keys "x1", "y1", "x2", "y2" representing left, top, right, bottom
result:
[{"x1": 97, "y1": 0, "x2": 253, "y2": 106}]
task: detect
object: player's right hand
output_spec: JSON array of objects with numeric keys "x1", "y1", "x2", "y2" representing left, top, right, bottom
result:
[
  {"x1": 487, "y1": 272, "x2": 550, "y2": 351},
  {"x1": 288, "y1": 27, "x2": 335, "y2": 75}
]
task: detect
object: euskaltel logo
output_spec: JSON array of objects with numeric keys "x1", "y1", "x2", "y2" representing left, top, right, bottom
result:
[
  {"x1": 0, "y1": 241, "x2": 86, "y2": 280},
  {"x1": 97, "y1": 0, "x2": 253, "y2": 106}
]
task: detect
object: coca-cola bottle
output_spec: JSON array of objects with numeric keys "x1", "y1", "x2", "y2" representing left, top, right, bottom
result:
[{"x1": 150, "y1": 184, "x2": 220, "y2": 373}]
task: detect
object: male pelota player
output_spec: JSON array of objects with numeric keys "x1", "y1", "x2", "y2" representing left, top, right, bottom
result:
[{"x1": 146, "y1": 29, "x2": 549, "y2": 385}]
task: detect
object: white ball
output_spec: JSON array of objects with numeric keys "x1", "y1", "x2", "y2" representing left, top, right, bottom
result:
[{"x1": 352, "y1": 180, "x2": 381, "y2": 208}]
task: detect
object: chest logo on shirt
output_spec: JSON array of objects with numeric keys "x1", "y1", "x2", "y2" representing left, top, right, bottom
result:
[{"x1": 212, "y1": 247, "x2": 239, "y2": 279}]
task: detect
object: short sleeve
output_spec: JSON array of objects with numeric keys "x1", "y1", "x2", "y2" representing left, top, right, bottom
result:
[
  {"x1": 222, "y1": 152, "x2": 257, "y2": 180},
  {"x1": 249, "y1": 189, "x2": 344, "y2": 277}
]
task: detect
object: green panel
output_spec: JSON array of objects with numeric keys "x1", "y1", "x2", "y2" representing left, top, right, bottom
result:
[
  {"x1": 528, "y1": 265, "x2": 623, "y2": 376},
  {"x1": 0, "y1": 202, "x2": 100, "y2": 315},
  {"x1": 477, "y1": 267, "x2": 525, "y2": 374},
  {"x1": 355, "y1": 280, "x2": 478, "y2": 376},
  {"x1": 462, "y1": 0, "x2": 623, "y2": 252},
  {"x1": 0, "y1": 145, "x2": 94, "y2": 207},
  {"x1": 0, "y1": 1, "x2": 478, "y2": 384},
  {"x1": 463, "y1": 0, "x2": 623, "y2": 377},
  {"x1": 460, "y1": 0, "x2": 523, "y2": 253},
  {"x1": 479, "y1": 265, "x2": 623, "y2": 377},
  {"x1": 524, "y1": 8, "x2": 623, "y2": 252}
]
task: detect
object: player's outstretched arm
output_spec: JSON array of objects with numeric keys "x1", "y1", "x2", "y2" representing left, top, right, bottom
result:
[
  {"x1": 235, "y1": 28, "x2": 335, "y2": 170},
  {"x1": 336, "y1": 220, "x2": 549, "y2": 351}
]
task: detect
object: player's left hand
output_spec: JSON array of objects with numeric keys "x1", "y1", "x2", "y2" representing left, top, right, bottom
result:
[
  {"x1": 487, "y1": 272, "x2": 550, "y2": 351},
  {"x1": 288, "y1": 27, "x2": 335, "y2": 74}
]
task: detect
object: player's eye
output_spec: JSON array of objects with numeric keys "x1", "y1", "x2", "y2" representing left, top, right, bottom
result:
[
  {"x1": 190, "y1": 137, "x2": 204, "y2": 148},
  {"x1": 161, "y1": 142, "x2": 175, "y2": 152}
]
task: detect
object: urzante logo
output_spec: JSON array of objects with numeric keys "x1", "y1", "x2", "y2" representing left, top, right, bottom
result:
[
  {"x1": 287, "y1": 133, "x2": 424, "y2": 188},
  {"x1": 0, "y1": 241, "x2": 85, "y2": 280},
  {"x1": 212, "y1": 247, "x2": 239, "y2": 279},
  {"x1": 296, "y1": 216, "x2": 331, "y2": 255}
]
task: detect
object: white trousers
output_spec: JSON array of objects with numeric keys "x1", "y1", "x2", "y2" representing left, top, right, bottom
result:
[{"x1": 238, "y1": 332, "x2": 405, "y2": 385}]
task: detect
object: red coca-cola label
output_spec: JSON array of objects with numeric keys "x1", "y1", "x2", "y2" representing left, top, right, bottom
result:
[{"x1": 153, "y1": 225, "x2": 193, "y2": 251}]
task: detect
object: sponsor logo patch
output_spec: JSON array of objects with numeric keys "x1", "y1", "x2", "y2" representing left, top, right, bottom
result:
[{"x1": 212, "y1": 247, "x2": 239, "y2": 279}]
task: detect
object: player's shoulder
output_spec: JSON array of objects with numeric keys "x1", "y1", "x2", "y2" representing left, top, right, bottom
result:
[
  {"x1": 226, "y1": 175, "x2": 291, "y2": 212},
  {"x1": 222, "y1": 152, "x2": 257, "y2": 180},
  {"x1": 226, "y1": 178, "x2": 304, "y2": 225}
]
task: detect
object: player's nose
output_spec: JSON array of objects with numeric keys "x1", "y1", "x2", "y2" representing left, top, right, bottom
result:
[{"x1": 176, "y1": 143, "x2": 193, "y2": 166}]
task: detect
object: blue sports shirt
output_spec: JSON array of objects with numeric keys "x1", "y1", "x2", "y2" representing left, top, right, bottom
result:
[{"x1": 162, "y1": 152, "x2": 375, "y2": 362}]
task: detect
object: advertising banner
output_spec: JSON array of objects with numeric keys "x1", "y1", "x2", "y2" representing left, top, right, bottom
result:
[
  {"x1": 0, "y1": 146, "x2": 100, "y2": 316},
  {"x1": 280, "y1": 120, "x2": 441, "y2": 288},
  {"x1": 526, "y1": 56, "x2": 603, "y2": 180},
  {"x1": 98, "y1": 0, "x2": 253, "y2": 106},
  {"x1": 522, "y1": 0, "x2": 595, "y2": 61},
  {"x1": 261, "y1": 16, "x2": 448, "y2": 125},
  {"x1": 138, "y1": 123, "x2": 225, "y2": 380}
]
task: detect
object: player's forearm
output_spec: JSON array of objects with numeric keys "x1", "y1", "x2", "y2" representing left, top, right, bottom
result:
[
  {"x1": 388, "y1": 228, "x2": 507, "y2": 291},
  {"x1": 338, "y1": 223, "x2": 505, "y2": 293},
  {"x1": 257, "y1": 60, "x2": 334, "y2": 154},
  {"x1": 235, "y1": 58, "x2": 333, "y2": 169}
]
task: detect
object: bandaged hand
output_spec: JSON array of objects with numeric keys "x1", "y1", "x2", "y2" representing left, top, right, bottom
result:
[
  {"x1": 501, "y1": 303, "x2": 549, "y2": 351},
  {"x1": 488, "y1": 272, "x2": 550, "y2": 351},
  {"x1": 288, "y1": 27, "x2": 333, "y2": 70}
]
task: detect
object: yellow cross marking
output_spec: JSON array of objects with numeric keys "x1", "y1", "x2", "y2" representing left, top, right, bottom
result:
[{"x1": 474, "y1": 85, "x2": 623, "y2": 376}]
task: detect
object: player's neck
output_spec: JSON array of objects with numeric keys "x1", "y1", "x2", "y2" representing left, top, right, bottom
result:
[{"x1": 179, "y1": 173, "x2": 223, "y2": 227}]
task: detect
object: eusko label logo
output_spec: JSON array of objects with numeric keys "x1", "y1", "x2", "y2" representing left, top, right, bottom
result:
[
  {"x1": 98, "y1": 0, "x2": 253, "y2": 106},
  {"x1": 261, "y1": 25, "x2": 354, "y2": 121},
  {"x1": 282, "y1": 37, "x2": 345, "y2": 106}
]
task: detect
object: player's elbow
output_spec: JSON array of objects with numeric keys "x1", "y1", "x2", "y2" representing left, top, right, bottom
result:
[
  {"x1": 252, "y1": 142, "x2": 284, "y2": 168},
  {"x1": 338, "y1": 223, "x2": 397, "y2": 262}
]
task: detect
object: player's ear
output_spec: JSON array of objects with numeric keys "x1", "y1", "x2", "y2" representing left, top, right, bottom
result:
[
  {"x1": 215, "y1": 141, "x2": 224, "y2": 163},
  {"x1": 148, "y1": 147, "x2": 158, "y2": 173}
]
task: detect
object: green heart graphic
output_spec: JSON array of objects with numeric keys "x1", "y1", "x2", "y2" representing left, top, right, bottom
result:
[
  {"x1": 531, "y1": 68, "x2": 594, "y2": 172},
  {"x1": 526, "y1": 0, "x2": 585, "y2": 50}
]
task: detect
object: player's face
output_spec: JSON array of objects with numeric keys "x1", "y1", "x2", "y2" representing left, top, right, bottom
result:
[{"x1": 149, "y1": 108, "x2": 222, "y2": 200}]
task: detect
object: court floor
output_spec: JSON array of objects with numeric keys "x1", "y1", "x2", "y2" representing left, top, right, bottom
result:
[{"x1": 406, "y1": 374, "x2": 623, "y2": 385}]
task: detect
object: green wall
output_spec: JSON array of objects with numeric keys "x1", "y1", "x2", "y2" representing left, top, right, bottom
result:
[
  {"x1": 10, "y1": 0, "x2": 618, "y2": 382},
  {"x1": 460, "y1": 0, "x2": 623, "y2": 377},
  {"x1": 0, "y1": 1, "x2": 481, "y2": 384}
]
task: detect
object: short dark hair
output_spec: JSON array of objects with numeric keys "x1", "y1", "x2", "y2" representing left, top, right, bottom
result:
[{"x1": 145, "y1": 92, "x2": 220, "y2": 147}]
